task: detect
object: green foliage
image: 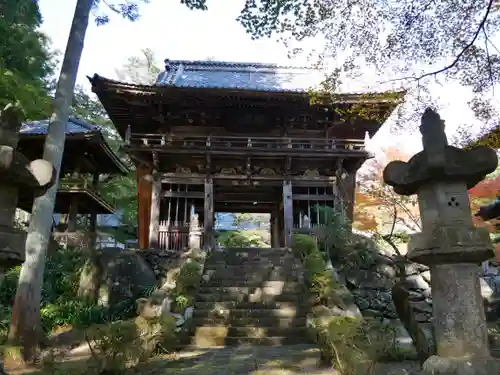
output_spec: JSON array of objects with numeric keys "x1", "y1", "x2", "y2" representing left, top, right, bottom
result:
[
  {"x1": 237, "y1": 0, "x2": 500, "y2": 126},
  {"x1": 83, "y1": 314, "x2": 178, "y2": 374},
  {"x1": 216, "y1": 229, "x2": 269, "y2": 248},
  {"x1": 114, "y1": 48, "x2": 161, "y2": 85},
  {"x1": 171, "y1": 260, "x2": 203, "y2": 311},
  {"x1": 313, "y1": 316, "x2": 400, "y2": 374},
  {"x1": 314, "y1": 205, "x2": 378, "y2": 270},
  {"x1": 0, "y1": 248, "x2": 142, "y2": 344},
  {"x1": 291, "y1": 233, "x2": 318, "y2": 260},
  {"x1": 292, "y1": 233, "x2": 338, "y2": 305},
  {"x1": 85, "y1": 320, "x2": 147, "y2": 372},
  {"x1": 0, "y1": 0, "x2": 55, "y2": 119},
  {"x1": 232, "y1": 213, "x2": 269, "y2": 228}
]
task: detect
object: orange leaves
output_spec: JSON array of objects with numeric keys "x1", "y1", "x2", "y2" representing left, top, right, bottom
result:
[
  {"x1": 468, "y1": 175, "x2": 500, "y2": 200},
  {"x1": 354, "y1": 146, "x2": 419, "y2": 234}
]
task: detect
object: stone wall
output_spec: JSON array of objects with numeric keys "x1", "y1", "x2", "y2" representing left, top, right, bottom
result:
[{"x1": 330, "y1": 237, "x2": 500, "y2": 362}]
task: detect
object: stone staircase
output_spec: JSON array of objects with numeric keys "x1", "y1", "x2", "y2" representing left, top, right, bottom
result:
[{"x1": 190, "y1": 247, "x2": 312, "y2": 347}]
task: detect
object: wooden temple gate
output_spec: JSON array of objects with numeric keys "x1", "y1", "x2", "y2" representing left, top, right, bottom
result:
[{"x1": 90, "y1": 60, "x2": 401, "y2": 251}]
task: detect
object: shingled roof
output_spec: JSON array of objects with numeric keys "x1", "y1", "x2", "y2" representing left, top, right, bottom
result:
[
  {"x1": 18, "y1": 117, "x2": 128, "y2": 175},
  {"x1": 155, "y1": 59, "x2": 324, "y2": 92},
  {"x1": 20, "y1": 117, "x2": 100, "y2": 135}
]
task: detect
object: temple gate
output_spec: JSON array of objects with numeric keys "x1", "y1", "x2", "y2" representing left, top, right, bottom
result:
[{"x1": 90, "y1": 60, "x2": 401, "y2": 250}]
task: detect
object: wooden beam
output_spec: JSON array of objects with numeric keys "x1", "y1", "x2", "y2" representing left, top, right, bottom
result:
[
  {"x1": 125, "y1": 146, "x2": 368, "y2": 159},
  {"x1": 148, "y1": 171, "x2": 161, "y2": 249},
  {"x1": 283, "y1": 179, "x2": 293, "y2": 249},
  {"x1": 161, "y1": 191, "x2": 204, "y2": 199},
  {"x1": 161, "y1": 176, "x2": 205, "y2": 185}
]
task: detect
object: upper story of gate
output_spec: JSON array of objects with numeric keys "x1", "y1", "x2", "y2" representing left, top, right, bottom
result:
[{"x1": 89, "y1": 59, "x2": 403, "y2": 168}]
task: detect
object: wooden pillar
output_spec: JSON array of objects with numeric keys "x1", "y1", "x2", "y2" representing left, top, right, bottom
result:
[
  {"x1": 344, "y1": 172, "x2": 356, "y2": 222},
  {"x1": 282, "y1": 179, "x2": 293, "y2": 249},
  {"x1": 136, "y1": 165, "x2": 153, "y2": 249},
  {"x1": 67, "y1": 195, "x2": 79, "y2": 232},
  {"x1": 270, "y1": 208, "x2": 280, "y2": 248},
  {"x1": 89, "y1": 173, "x2": 99, "y2": 248},
  {"x1": 148, "y1": 172, "x2": 161, "y2": 249},
  {"x1": 203, "y1": 176, "x2": 214, "y2": 250}
]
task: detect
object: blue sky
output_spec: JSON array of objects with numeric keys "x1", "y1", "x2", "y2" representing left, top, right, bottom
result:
[{"x1": 38, "y1": 0, "x2": 498, "y2": 154}]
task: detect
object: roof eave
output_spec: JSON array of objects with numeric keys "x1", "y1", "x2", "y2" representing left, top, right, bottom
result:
[{"x1": 89, "y1": 74, "x2": 405, "y2": 106}]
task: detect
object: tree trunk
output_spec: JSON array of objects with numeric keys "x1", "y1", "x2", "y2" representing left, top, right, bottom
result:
[{"x1": 5, "y1": 0, "x2": 94, "y2": 365}]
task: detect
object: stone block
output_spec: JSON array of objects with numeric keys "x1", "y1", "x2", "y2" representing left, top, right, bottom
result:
[
  {"x1": 422, "y1": 356, "x2": 500, "y2": 375},
  {"x1": 0, "y1": 226, "x2": 25, "y2": 266}
]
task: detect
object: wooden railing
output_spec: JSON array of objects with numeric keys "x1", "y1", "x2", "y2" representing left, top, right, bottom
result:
[
  {"x1": 59, "y1": 178, "x2": 116, "y2": 207},
  {"x1": 126, "y1": 134, "x2": 365, "y2": 152},
  {"x1": 157, "y1": 221, "x2": 204, "y2": 251},
  {"x1": 59, "y1": 178, "x2": 94, "y2": 190}
]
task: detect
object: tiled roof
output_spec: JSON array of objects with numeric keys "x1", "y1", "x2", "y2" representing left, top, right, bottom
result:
[
  {"x1": 20, "y1": 117, "x2": 100, "y2": 135},
  {"x1": 155, "y1": 59, "x2": 324, "y2": 92}
]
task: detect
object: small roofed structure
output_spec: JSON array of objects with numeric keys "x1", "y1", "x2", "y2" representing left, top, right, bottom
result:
[{"x1": 16, "y1": 117, "x2": 128, "y2": 248}]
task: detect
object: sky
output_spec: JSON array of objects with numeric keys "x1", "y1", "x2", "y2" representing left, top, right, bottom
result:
[{"x1": 38, "y1": 0, "x2": 498, "y2": 154}]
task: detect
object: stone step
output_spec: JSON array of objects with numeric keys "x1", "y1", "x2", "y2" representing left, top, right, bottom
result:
[
  {"x1": 195, "y1": 292, "x2": 302, "y2": 303},
  {"x1": 195, "y1": 325, "x2": 308, "y2": 338},
  {"x1": 197, "y1": 282, "x2": 303, "y2": 296},
  {"x1": 200, "y1": 278, "x2": 300, "y2": 287},
  {"x1": 193, "y1": 307, "x2": 303, "y2": 319},
  {"x1": 208, "y1": 250, "x2": 296, "y2": 262},
  {"x1": 206, "y1": 259, "x2": 298, "y2": 268},
  {"x1": 192, "y1": 315, "x2": 308, "y2": 328},
  {"x1": 213, "y1": 247, "x2": 292, "y2": 255},
  {"x1": 195, "y1": 300, "x2": 308, "y2": 311},
  {"x1": 202, "y1": 269, "x2": 300, "y2": 277},
  {"x1": 192, "y1": 330, "x2": 309, "y2": 347},
  {"x1": 203, "y1": 264, "x2": 300, "y2": 274}
]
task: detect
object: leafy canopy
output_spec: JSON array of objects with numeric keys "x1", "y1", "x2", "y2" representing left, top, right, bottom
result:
[
  {"x1": 238, "y1": 0, "x2": 500, "y2": 125},
  {"x1": 0, "y1": 0, "x2": 55, "y2": 119},
  {"x1": 92, "y1": 0, "x2": 208, "y2": 25}
]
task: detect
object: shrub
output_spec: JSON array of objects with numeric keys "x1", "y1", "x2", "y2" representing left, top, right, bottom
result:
[
  {"x1": 85, "y1": 315, "x2": 177, "y2": 374},
  {"x1": 0, "y1": 247, "x2": 146, "y2": 344},
  {"x1": 313, "y1": 316, "x2": 398, "y2": 374},
  {"x1": 170, "y1": 259, "x2": 202, "y2": 312},
  {"x1": 292, "y1": 234, "x2": 318, "y2": 261},
  {"x1": 293, "y1": 233, "x2": 338, "y2": 305},
  {"x1": 86, "y1": 320, "x2": 146, "y2": 373}
]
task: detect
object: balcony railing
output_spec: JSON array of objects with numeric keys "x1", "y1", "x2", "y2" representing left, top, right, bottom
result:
[{"x1": 126, "y1": 134, "x2": 365, "y2": 153}]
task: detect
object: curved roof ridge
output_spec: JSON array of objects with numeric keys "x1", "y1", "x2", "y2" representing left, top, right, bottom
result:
[{"x1": 163, "y1": 59, "x2": 317, "y2": 71}]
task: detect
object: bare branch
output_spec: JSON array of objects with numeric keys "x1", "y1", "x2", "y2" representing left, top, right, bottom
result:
[{"x1": 415, "y1": 0, "x2": 495, "y2": 81}]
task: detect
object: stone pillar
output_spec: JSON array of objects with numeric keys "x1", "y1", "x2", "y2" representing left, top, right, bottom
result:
[
  {"x1": 282, "y1": 179, "x2": 293, "y2": 249},
  {"x1": 148, "y1": 172, "x2": 161, "y2": 249},
  {"x1": 384, "y1": 108, "x2": 500, "y2": 375},
  {"x1": 203, "y1": 176, "x2": 214, "y2": 251}
]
